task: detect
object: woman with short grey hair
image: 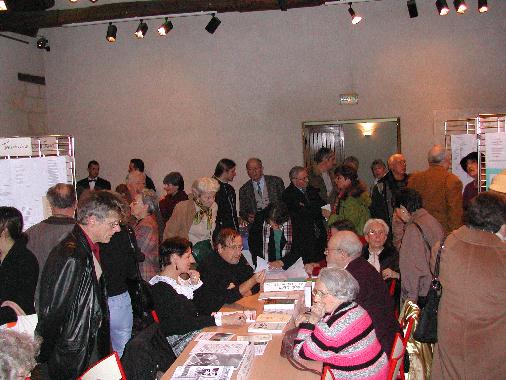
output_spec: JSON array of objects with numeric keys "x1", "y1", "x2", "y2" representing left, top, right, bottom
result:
[
  {"x1": 163, "y1": 177, "x2": 220, "y2": 264},
  {"x1": 361, "y1": 218, "x2": 400, "y2": 310},
  {"x1": 318, "y1": 266, "x2": 359, "y2": 302},
  {"x1": 293, "y1": 267, "x2": 388, "y2": 378},
  {"x1": 0, "y1": 330, "x2": 41, "y2": 380}
]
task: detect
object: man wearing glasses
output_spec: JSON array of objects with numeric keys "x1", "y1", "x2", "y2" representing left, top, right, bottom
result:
[
  {"x1": 193, "y1": 228, "x2": 266, "y2": 315},
  {"x1": 36, "y1": 191, "x2": 124, "y2": 380},
  {"x1": 324, "y1": 230, "x2": 400, "y2": 356}
]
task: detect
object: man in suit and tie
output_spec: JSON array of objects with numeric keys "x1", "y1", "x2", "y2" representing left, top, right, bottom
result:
[
  {"x1": 76, "y1": 160, "x2": 112, "y2": 199},
  {"x1": 239, "y1": 158, "x2": 285, "y2": 224},
  {"x1": 282, "y1": 166, "x2": 327, "y2": 269}
]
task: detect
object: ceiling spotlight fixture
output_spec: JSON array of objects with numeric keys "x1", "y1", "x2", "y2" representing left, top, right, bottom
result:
[
  {"x1": 205, "y1": 15, "x2": 221, "y2": 34},
  {"x1": 278, "y1": 0, "x2": 288, "y2": 11},
  {"x1": 69, "y1": 0, "x2": 78, "y2": 3},
  {"x1": 435, "y1": 0, "x2": 450, "y2": 15},
  {"x1": 348, "y1": 3, "x2": 362, "y2": 25},
  {"x1": 106, "y1": 22, "x2": 117, "y2": 43},
  {"x1": 453, "y1": 0, "x2": 467, "y2": 13},
  {"x1": 158, "y1": 18, "x2": 174, "y2": 36},
  {"x1": 90, "y1": 0, "x2": 98, "y2": 3},
  {"x1": 36, "y1": 37, "x2": 50, "y2": 52},
  {"x1": 478, "y1": 0, "x2": 488, "y2": 13},
  {"x1": 134, "y1": 20, "x2": 148, "y2": 38},
  {"x1": 0, "y1": 1, "x2": 7, "y2": 11},
  {"x1": 407, "y1": 0, "x2": 418, "y2": 18}
]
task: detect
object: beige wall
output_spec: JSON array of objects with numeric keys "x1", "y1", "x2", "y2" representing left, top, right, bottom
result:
[
  {"x1": 35, "y1": 1, "x2": 505, "y2": 191},
  {"x1": 0, "y1": 34, "x2": 45, "y2": 137}
]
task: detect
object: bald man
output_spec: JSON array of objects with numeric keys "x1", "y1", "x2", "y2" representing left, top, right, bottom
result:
[
  {"x1": 407, "y1": 145, "x2": 463, "y2": 235},
  {"x1": 325, "y1": 231, "x2": 400, "y2": 356}
]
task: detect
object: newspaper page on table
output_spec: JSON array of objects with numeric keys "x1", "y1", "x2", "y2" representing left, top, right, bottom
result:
[
  {"x1": 195, "y1": 332, "x2": 235, "y2": 341},
  {"x1": 237, "y1": 335, "x2": 272, "y2": 356},
  {"x1": 184, "y1": 341, "x2": 249, "y2": 369},
  {"x1": 171, "y1": 365, "x2": 234, "y2": 380}
]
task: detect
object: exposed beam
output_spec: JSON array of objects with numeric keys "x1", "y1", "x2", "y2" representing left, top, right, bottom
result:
[{"x1": 0, "y1": 0, "x2": 328, "y2": 35}]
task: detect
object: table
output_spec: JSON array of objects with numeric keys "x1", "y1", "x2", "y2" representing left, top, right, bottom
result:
[{"x1": 161, "y1": 293, "x2": 321, "y2": 380}]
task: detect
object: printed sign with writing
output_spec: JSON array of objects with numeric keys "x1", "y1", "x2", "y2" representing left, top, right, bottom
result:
[{"x1": 0, "y1": 137, "x2": 32, "y2": 157}]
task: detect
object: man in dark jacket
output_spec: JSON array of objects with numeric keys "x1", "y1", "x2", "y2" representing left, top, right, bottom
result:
[
  {"x1": 193, "y1": 228, "x2": 264, "y2": 315},
  {"x1": 76, "y1": 160, "x2": 112, "y2": 199},
  {"x1": 370, "y1": 153, "x2": 409, "y2": 231},
  {"x1": 325, "y1": 230, "x2": 401, "y2": 356},
  {"x1": 282, "y1": 166, "x2": 327, "y2": 267},
  {"x1": 36, "y1": 191, "x2": 124, "y2": 380}
]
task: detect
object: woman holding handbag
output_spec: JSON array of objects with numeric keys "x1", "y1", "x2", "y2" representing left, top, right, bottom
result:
[{"x1": 392, "y1": 189, "x2": 444, "y2": 307}]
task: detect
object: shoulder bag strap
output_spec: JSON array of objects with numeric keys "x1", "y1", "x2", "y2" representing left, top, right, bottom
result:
[{"x1": 433, "y1": 236, "x2": 447, "y2": 279}]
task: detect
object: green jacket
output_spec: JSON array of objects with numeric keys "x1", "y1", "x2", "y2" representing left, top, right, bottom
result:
[{"x1": 328, "y1": 191, "x2": 371, "y2": 235}]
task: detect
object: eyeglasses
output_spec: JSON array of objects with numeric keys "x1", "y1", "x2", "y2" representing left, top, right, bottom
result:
[
  {"x1": 295, "y1": 176, "x2": 309, "y2": 181},
  {"x1": 312, "y1": 289, "x2": 331, "y2": 298},
  {"x1": 324, "y1": 248, "x2": 342, "y2": 255},
  {"x1": 226, "y1": 244, "x2": 243, "y2": 251},
  {"x1": 367, "y1": 229, "x2": 386, "y2": 236},
  {"x1": 107, "y1": 220, "x2": 121, "y2": 228}
]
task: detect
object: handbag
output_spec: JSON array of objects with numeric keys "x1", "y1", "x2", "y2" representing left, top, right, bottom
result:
[
  {"x1": 280, "y1": 327, "x2": 321, "y2": 376},
  {"x1": 124, "y1": 226, "x2": 154, "y2": 333},
  {"x1": 413, "y1": 237, "x2": 446, "y2": 343}
]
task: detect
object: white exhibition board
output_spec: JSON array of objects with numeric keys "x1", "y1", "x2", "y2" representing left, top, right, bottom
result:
[
  {"x1": 450, "y1": 134, "x2": 477, "y2": 189},
  {"x1": 0, "y1": 156, "x2": 72, "y2": 230}
]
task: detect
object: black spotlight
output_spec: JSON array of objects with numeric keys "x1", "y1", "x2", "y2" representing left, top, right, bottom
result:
[
  {"x1": 158, "y1": 18, "x2": 174, "y2": 36},
  {"x1": 205, "y1": 15, "x2": 221, "y2": 34},
  {"x1": 348, "y1": 3, "x2": 362, "y2": 25},
  {"x1": 36, "y1": 37, "x2": 50, "y2": 51},
  {"x1": 453, "y1": 0, "x2": 467, "y2": 13},
  {"x1": 478, "y1": 0, "x2": 488, "y2": 13},
  {"x1": 106, "y1": 22, "x2": 117, "y2": 43},
  {"x1": 134, "y1": 20, "x2": 148, "y2": 38},
  {"x1": 407, "y1": 0, "x2": 418, "y2": 18},
  {"x1": 278, "y1": 0, "x2": 288, "y2": 11},
  {"x1": 435, "y1": 0, "x2": 450, "y2": 15}
]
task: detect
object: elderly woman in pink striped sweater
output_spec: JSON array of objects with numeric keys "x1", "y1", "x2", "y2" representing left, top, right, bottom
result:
[{"x1": 293, "y1": 268, "x2": 388, "y2": 379}]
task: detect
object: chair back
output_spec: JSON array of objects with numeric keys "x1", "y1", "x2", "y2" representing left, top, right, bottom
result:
[
  {"x1": 78, "y1": 352, "x2": 126, "y2": 380},
  {"x1": 321, "y1": 365, "x2": 335, "y2": 380},
  {"x1": 387, "y1": 333, "x2": 406, "y2": 380}
]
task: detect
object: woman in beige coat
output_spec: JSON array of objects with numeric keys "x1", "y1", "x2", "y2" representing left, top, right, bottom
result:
[
  {"x1": 432, "y1": 192, "x2": 506, "y2": 379},
  {"x1": 163, "y1": 177, "x2": 219, "y2": 264}
]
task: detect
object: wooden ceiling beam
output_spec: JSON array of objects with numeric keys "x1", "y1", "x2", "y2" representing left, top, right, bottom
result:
[{"x1": 0, "y1": 0, "x2": 326, "y2": 34}]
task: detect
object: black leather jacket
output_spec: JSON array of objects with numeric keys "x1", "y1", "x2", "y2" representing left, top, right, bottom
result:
[{"x1": 36, "y1": 225, "x2": 110, "y2": 380}]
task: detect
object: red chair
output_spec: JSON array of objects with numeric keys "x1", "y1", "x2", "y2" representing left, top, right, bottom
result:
[
  {"x1": 321, "y1": 365, "x2": 335, "y2": 380},
  {"x1": 387, "y1": 333, "x2": 406, "y2": 380},
  {"x1": 78, "y1": 352, "x2": 126, "y2": 380},
  {"x1": 387, "y1": 305, "x2": 417, "y2": 380}
]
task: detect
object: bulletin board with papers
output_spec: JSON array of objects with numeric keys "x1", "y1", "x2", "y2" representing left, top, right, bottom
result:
[{"x1": 0, "y1": 135, "x2": 75, "y2": 230}]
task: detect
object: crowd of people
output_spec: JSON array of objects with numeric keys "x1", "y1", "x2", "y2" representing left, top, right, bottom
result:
[{"x1": 0, "y1": 148, "x2": 504, "y2": 380}]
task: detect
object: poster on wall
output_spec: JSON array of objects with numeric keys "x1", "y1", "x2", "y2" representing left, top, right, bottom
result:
[
  {"x1": 451, "y1": 134, "x2": 477, "y2": 188},
  {"x1": 0, "y1": 156, "x2": 72, "y2": 230},
  {"x1": 485, "y1": 132, "x2": 506, "y2": 189}
]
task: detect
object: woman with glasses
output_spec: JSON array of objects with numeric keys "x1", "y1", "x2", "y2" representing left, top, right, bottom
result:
[
  {"x1": 362, "y1": 218, "x2": 400, "y2": 310},
  {"x1": 293, "y1": 268, "x2": 388, "y2": 379},
  {"x1": 193, "y1": 228, "x2": 265, "y2": 315},
  {"x1": 0, "y1": 207, "x2": 39, "y2": 326},
  {"x1": 150, "y1": 237, "x2": 246, "y2": 355}
]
